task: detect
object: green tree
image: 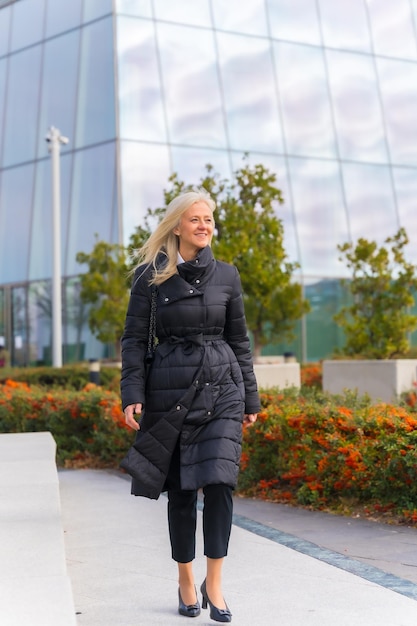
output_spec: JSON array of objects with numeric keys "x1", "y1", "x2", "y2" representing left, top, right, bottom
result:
[
  {"x1": 134, "y1": 161, "x2": 309, "y2": 358},
  {"x1": 334, "y1": 227, "x2": 417, "y2": 359},
  {"x1": 76, "y1": 240, "x2": 131, "y2": 359}
]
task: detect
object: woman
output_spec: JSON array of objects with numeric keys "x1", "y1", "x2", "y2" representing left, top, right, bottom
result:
[{"x1": 121, "y1": 190, "x2": 260, "y2": 622}]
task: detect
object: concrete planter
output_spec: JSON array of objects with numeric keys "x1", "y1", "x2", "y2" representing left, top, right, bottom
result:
[
  {"x1": 254, "y1": 362, "x2": 300, "y2": 390},
  {"x1": 322, "y1": 359, "x2": 417, "y2": 403}
]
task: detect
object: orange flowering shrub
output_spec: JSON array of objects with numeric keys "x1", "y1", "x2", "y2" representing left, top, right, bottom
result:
[
  {"x1": 238, "y1": 387, "x2": 417, "y2": 524},
  {"x1": 0, "y1": 379, "x2": 131, "y2": 467},
  {"x1": 300, "y1": 362, "x2": 322, "y2": 388}
]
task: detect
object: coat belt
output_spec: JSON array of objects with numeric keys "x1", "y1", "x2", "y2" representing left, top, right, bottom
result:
[{"x1": 158, "y1": 333, "x2": 223, "y2": 358}]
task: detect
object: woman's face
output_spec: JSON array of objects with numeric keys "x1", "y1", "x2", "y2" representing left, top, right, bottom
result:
[{"x1": 174, "y1": 201, "x2": 214, "y2": 260}]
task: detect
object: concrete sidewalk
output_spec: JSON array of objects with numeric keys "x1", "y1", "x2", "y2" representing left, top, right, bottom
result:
[{"x1": 60, "y1": 469, "x2": 417, "y2": 626}]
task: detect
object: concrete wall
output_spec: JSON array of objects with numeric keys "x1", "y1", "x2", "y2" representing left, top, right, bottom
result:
[
  {"x1": 0, "y1": 432, "x2": 76, "y2": 626},
  {"x1": 254, "y1": 363, "x2": 300, "y2": 390},
  {"x1": 322, "y1": 359, "x2": 417, "y2": 403}
]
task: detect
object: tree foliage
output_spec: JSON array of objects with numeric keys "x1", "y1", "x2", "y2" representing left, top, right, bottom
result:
[
  {"x1": 77, "y1": 161, "x2": 309, "y2": 359},
  {"x1": 334, "y1": 228, "x2": 417, "y2": 359},
  {"x1": 76, "y1": 240, "x2": 131, "y2": 358}
]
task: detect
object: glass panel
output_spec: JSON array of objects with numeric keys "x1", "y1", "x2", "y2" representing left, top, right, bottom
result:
[
  {"x1": 274, "y1": 42, "x2": 337, "y2": 158},
  {"x1": 326, "y1": 49, "x2": 388, "y2": 163},
  {"x1": 288, "y1": 158, "x2": 350, "y2": 277},
  {"x1": 367, "y1": 0, "x2": 417, "y2": 60},
  {"x1": 305, "y1": 278, "x2": 350, "y2": 361},
  {"x1": 2, "y1": 46, "x2": 42, "y2": 167},
  {"x1": 75, "y1": 17, "x2": 116, "y2": 148},
  {"x1": 120, "y1": 141, "x2": 170, "y2": 244},
  {"x1": 171, "y1": 146, "x2": 232, "y2": 188},
  {"x1": 393, "y1": 167, "x2": 417, "y2": 264},
  {"x1": 67, "y1": 143, "x2": 117, "y2": 276},
  {"x1": 117, "y1": 17, "x2": 167, "y2": 142},
  {"x1": 0, "y1": 288, "x2": 5, "y2": 351},
  {"x1": 378, "y1": 58, "x2": 417, "y2": 166},
  {"x1": 28, "y1": 281, "x2": 52, "y2": 366},
  {"x1": 230, "y1": 152, "x2": 300, "y2": 267},
  {"x1": 318, "y1": 0, "x2": 371, "y2": 52},
  {"x1": 154, "y1": 0, "x2": 212, "y2": 27},
  {"x1": 10, "y1": 0, "x2": 45, "y2": 51},
  {"x1": 342, "y1": 163, "x2": 399, "y2": 244},
  {"x1": 266, "y1": 0, "x2": 321, "y2": 46},
  {"x1": 37, "y1": 30, "x2": 79, "y2": 158},
  {"x1": 0, "y1": 164, "x2": 34, "y2": 283},
  {"x1": 0, "y1": 4, "x2": 11, "y2": 56},
  {"x1": 217, "y1": 32, "x2": 283, "y2": 152},
  {"x1": 211, "y1": 0, "x2": 267, "y2": 36},
  {"x1": 45, "y1": 0, "x2": 82, "y2": 37},
  {"x1": 29, "y1": 153, "x2": 72, "y2": 281},
  {"x1": 82, "y1": 0, "x2": 113, "y2": 22},
  {"x1": 63, "y1": 277, "x2": 88, "y2": 363},
  {"x1": 0, "y1": 57, "x2": 6, "y2": 158},
  {"x1": 157, "y1": 22, "x2": 226, "y2": 148},
  {"x1": 11, "y1": 286, "x2": 28, "y2": 366},
  {"x1": 115, "y1": 0, "x2": 152, "y2": 17}
]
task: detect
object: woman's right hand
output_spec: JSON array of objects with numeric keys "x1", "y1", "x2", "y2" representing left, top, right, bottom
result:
[{"x1": 124, "y1": 403, "x2": 143, "y2": 430}]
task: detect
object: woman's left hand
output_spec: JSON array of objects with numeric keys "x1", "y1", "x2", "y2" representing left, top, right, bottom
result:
[{"x1": 243, "y1": 413, "x2": 257, "y2": 426}]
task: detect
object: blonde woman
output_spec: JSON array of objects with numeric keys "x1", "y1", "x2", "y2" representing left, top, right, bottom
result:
[{"x1": 121, "y1": 190, "x2": 259, "y2": 622}]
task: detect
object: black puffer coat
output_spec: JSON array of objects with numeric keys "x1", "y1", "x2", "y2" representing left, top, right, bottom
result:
[{"x1": 120, "y1": 246, "x2": 260, "y2": 499}]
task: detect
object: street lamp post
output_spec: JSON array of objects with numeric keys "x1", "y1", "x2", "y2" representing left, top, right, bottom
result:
[{"x1": 46, "y1": 126, "x2": 69, "y2": 368}]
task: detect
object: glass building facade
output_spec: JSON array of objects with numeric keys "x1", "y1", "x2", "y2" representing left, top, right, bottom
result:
[{"x1": 1, "y1": 0, "x2": 417, "y2": 365}]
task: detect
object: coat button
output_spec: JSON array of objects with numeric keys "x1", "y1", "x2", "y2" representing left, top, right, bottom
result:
[
  {"x1": 176, "y1": 405, "x2": 181, "y2": 411},
  {"x1": 189, "y1": 289, "x2": 194, "y2": 294},
  {"x1": 196, "y1": 280, "x2": 200, "y2": 284},
  {"x1": 207, "y1": 411, "x2": 212, "y2": 415},
  {"x1": 164, "y1": 297, "x2": 169, "y2": 302},
  {"x1": 205, "y1": 382, "x2": 210, "y2": 386}
]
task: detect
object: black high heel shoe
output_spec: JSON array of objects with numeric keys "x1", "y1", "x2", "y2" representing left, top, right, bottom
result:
[
  {"x1": 178, "y1": 586, "x2": 201, "y2": 617},
  {"x1": 200, "y1": 579, "x2": 232, "y2": 623}
]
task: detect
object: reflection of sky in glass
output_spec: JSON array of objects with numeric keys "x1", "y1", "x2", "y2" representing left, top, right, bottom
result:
[
  {"x1": 157, "y1": 22, "x2": 226, "y2": 148},
  {"x1": 45, "y1": 0, "x2": 82, "y2": 37},
  {"x1": 120, "y1": 142, "x2": 171, "y2": 243},
  {"x1": 82, "y1": 0, "x2": 112, "y2": 22},
  {"x1": 327, "y1": 49, "x2": 387, "y2": 163},
  {"x1": 10, "y1": 0, "x2": 45, "y2": 52},
  {"x1": 117, "y1": 17, "x2": 167, "y2": 142},
  {"x1": 116, "y1": 0, "x2": 152, "y2": 17},
  {"x1": 367, "y1": 0, "x2": 417, "y2": 60},
  {"x1": 211, "y1": 0, "x2": 268, "y2": 36},
  {"x1": 154, "y1": 0, "x2": 211, "y2": 27},
  {"x1": 267, "y1": 0, "x2": 321, "y2": 45},
  {"x1": 0, "y1": 164, "x2": 34, "y2": 283},
  {"x1": 378, "y1": 58, "x2": 417, "y2": 166},
  {"x1": 171, "y1": 146, "x2": 231, "y2": 187},
  {"x1": 393, "y1": 167, "x2": 417, "y2": 264},
  {"x1": 318, "y1": 0, "x2": 371, "y2": 52},
  {"x1": 3, "y1": 46, "x2": 42, "y2": 167},
  {"x1": 288, "y1": 158, "x2": 349, "y2": 277},
  {"x1": 342, "y1": 163, "x2": 399, "y2": 244},
  {"x1": 217, "y1": 32, "x2": 283, "y2": 152},
  {"x1": 274, "y1": 42, "x2": 337, "y2": 158},
  {"x1": 0, "y1": 5, "x2": 11, "y2": 56}
]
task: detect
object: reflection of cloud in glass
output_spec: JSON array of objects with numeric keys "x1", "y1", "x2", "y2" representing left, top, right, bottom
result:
[
  {"x1": 154, "y1": 0, "x2": 211, "y2": 27},
  {"x1": 289, "y1": 158, "x2": 349, "y2": 277},
  {"x1": 319, "y1": 0, "x2": 371, "y2": 52},
  {"x1": 342, "y1": 162, "x2": 399, "y2": 244},
  {"x1": 211, "y1": 0, "x2": 267, "y2": 36},
  {"x1": 393, "y1": 167, "x2": 417, "y2": 264},
  {"x1": 274, "y1": 42, "x2": 336, "y2": 158},
  {"x1": 157, "y1": 23, "x2": 226, "y2": 147},
  {"x1": 217, "y1": 32, "x2": 283, "y2": 152},
  {"x1": 378, "y1": 58, "x2": 417, "y2": 166},
  {"x1": 327, "y1": 49, "x2": 387, "y2": 163},
  {"x1": 367, "y1": 0, "x2": 417, "y2": 60},
  {"x1": 267, "y1": 0, "x2": 321, "y2": 46},
  {"x1": 117, "y1": 17, "x2": 167, "y2": 142}
]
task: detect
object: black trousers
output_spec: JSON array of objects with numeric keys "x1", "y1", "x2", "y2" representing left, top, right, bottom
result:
[{"x1": 166, "y1": 439, "x2": 233, "y2": 563}]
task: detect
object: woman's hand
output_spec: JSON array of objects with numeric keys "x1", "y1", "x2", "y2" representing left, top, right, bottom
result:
[
  {"x1": 124, "y1": 403, "x2": 143, "y2": 430},
  {"x1": 243, "y1": 413, "x2": 257, "y2": 426}
]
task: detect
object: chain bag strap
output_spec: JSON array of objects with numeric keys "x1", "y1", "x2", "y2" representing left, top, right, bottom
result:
[{"x1": 145, "y1": 287, "x2": 157, "y2": 367}]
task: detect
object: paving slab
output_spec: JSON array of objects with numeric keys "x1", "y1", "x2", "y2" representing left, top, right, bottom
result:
[{"x1": 60, "y1": 469, "x2": 417, "y2": 626}]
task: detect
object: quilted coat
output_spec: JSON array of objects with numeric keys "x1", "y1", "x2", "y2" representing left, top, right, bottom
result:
[{"x1": 120, "y1": 245, "x2": 260, "y2": 499}]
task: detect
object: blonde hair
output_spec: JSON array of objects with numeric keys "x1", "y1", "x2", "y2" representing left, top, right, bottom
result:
[{"x1": 134, "y1": 189, "x2": 216, "y2": 285}]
